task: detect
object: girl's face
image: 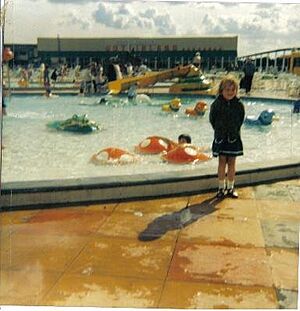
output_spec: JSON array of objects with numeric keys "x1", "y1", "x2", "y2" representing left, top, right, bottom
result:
[{"x1": 222, "y1": 83, "x2": 237, "y2": 101}]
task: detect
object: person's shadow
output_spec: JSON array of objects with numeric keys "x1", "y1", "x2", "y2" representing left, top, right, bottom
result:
[{"x1": 138, "y1": 196, "x2": 223, "y2": 242}]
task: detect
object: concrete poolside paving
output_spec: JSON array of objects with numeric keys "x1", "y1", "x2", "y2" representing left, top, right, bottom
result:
[{"x1": 0, "y1": 179, "x2": 298, "y2": 308}]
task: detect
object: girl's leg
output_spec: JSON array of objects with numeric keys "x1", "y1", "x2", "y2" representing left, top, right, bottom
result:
[
  {"x1": 227, "y1": 156, "x2": 238, "y2": 198},
  {"x1": 227, "y1": 156, "x2": 236, "y2": 181},
  {"x1": 218, "y1": 155, "x2": 227, "y2": 180},
  {"x1": 216, "y1": 155, "x2": 227, "y2": 198}
]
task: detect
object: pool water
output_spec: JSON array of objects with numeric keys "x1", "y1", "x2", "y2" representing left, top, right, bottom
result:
[{"x1": 1, "y1": 94, "x2": 298, "y2": 183}]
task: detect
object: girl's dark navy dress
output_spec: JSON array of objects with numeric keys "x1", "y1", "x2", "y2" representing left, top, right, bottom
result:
[{"x1": 209, "y1": 95, "x2": 245, "y2": 157}]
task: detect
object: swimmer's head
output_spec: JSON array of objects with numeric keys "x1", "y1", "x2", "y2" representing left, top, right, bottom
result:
[{"x1": 178, "y1": 134, "x2": 191, "y2": 144}]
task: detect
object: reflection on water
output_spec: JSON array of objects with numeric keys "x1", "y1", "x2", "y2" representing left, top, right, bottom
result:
[{"x1": 1, "y1": 95, "x2": 298, "y2": 182}]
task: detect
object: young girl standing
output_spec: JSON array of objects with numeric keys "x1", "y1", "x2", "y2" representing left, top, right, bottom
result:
[{"x1": 209, "y1": 77, "x2": 245, "y2": 198}]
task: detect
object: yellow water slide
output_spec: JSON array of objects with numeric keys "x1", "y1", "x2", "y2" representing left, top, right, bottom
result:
[{"x1": 107, "y1": 65, "x2": 196, "y2": 94}]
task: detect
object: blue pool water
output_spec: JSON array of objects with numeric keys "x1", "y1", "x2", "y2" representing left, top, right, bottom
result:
[{"x1": 1, "y1": 94, "x2": 298, "y2": 182}]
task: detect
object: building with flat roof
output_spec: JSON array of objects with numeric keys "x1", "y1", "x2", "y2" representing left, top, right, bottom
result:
[
  {"x1": 38, "y1": 36, "x2": 238, "y2": 70},
  {"x1": 5, "y1": 36, "x2": 238, "y2": 70}
]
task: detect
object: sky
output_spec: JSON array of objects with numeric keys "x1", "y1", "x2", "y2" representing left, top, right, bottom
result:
[{"x1": 3, "y1": 0, "x2": 300, "y2": 56}]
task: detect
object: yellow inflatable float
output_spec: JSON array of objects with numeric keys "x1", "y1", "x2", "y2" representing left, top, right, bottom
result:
[
  {"x1": 185, "y1": 101, "x2": 207, "y2": 116},
  {"x1": 135, "y1": 136, "x2": 177, "y2": 154},
  {"x1": 161, "y1": 144, "x2": 210, "y2": 164},
  {"x1": 162, "y1": 98, "x2": 182, "y2": 112},
  {"x1": 18, "y1": 79, "x2": 29, "y2": 88},
  {"x1": 90, "y1": 147, "x2": 138, "y2": 165}
]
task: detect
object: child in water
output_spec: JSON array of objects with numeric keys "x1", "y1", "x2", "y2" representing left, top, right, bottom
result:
[
  {"x1": 128, "y1": 83, "x2": 138, "y2": 101},
  {"x1": 209, "y1": 76, "x2": 245, "y2": 198},
  {"x1": 178, "y1": 134, "x2": 192, "y2": 144}
]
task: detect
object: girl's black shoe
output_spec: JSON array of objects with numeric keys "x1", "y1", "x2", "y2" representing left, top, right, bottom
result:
[
  {"x1": 227, "y1": 188, "x2": 238, "y2": 198},
  {"x1": 216, "y1": 188, "x2": 225, "y2": 198}
]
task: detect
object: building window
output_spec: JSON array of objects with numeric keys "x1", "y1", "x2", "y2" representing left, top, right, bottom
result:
[
  {"x1": 106, "y1": 46, "x2": 111, "y2": 51},
  {"x1": 142, "y1": 45, "x2": 146, "y2": 51},
  {"x1": 173, "y1": 45, "x2": 177, "y2": 51},
  {"x1": 165, "y1": 45, "x2": 169, "y2": 51},
  {"x1": 113, "y1": 45, "x2": 118, "y2": 51},
  {"x1": 157, "y1": 45, "x2": 161, "y2": 51}
]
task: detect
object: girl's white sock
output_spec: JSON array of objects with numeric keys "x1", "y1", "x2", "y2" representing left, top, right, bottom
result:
[
  {"x1": 218, "y1": 180, "x2": 226, "y2": 190},
  {"x1": 227, "y1": 180, "x2": 235, "y2": 189}
]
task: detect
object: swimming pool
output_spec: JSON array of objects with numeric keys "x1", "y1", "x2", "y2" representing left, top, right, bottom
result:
[{"x1": 1, "y1": 94, "x2": 299, "y2": 183}]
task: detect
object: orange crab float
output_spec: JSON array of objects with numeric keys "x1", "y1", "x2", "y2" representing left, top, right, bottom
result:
[
  {"x1": 185, "y1": 101, "x2": 207, "y2": 116},
  {"x1": 90, "y1": 147, "x2": 138, "y2": 165},
  {"x1": 161, "y1": 144, "x2": 210, "y2": 164},
  {"x1": 135, "y1": 136, "x2": 177, "y2": 154},
  {"x1": 162, "y1": 98, "x2": 182, "y2": 112},
  {"x1": 3, "y1": 47, "x2": 14, "y2": 62}
]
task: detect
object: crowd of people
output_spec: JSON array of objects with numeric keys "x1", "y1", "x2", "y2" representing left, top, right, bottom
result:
[
  {"x1": 7, "y1": 52, "x2": 266, "y2": 98},
  {"x1": 38, "y1": 58, "x2": 153, "y2": 97}
]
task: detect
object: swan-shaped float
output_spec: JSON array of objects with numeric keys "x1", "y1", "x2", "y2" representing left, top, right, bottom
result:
[
  {"x1": 244, "y1": 109, "x2": 277, "y2": 126},
  {"x1": 161, "y1": 144, "x2": 210, "y2": 164},
  {"x1": 90, "y1": 147, "x2": 138, "y2": 165},
  {"x1": 135, "y1": 136, "x2": 177, "y2": 154},
  {"x1": 48, "y1": 114, "x2": 101, "y2": 133}
]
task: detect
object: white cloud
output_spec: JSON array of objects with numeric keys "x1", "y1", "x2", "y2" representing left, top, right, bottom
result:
[
  {"x1": 4, "y1": 0, "x2": 300, "y2": 55},
  {"x1": 60, "y1": 11, "x2": 92, "y2": 30},
  {"x1": 92, "y1": 2, "x2": 177, "y2": 35}
]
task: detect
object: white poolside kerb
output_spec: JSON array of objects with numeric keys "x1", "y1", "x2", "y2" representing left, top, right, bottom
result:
[{"x1": 0, "y1": 156, "x2": 299, "y2": 210}]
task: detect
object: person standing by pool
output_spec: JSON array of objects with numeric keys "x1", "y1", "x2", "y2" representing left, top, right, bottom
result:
[
  {"x1": 50, "y1": 68, "x2": 58, "y2": 87},
  {"x1": 209, "y1": 76, "x2": 245, "y2": 198},
  {"x1": 242, "y1": 57, "x2": 255, "y2": 94},
  {"x1": 193, "y1": 52, "x2": 202, "y2": 70},
  {"x1": 43, "y1": 64, "x2": 52, "y2": 97},
  {"x1": 82, "y1": 66, "x2": 92, "y2": 95},
  {"x1": 2, "y1": 82, "x2": 8, "y2": 116},
  {"x1": 1, "y1": 82, "x2": 8, "y2": 149}
]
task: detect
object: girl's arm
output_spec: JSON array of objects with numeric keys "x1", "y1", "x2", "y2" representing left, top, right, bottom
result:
[
  {"x1": 209, "y1": 101, "x2": 217, "y2": 129},
  {"x1": 239, "y1": 103, "x2": 245, "y2": 126}
]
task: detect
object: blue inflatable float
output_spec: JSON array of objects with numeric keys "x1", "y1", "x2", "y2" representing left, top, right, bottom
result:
[
  {"x1": 244, "y1": 109, "x2": 276, "y2": 126},
  {"x1": 293, "y1": 100, "x2": 300, "y2": 113}
]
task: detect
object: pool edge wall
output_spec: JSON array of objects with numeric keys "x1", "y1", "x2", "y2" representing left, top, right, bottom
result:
[{"x1": 0, "y1": 157, "x2": 299, "y2": 211}]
